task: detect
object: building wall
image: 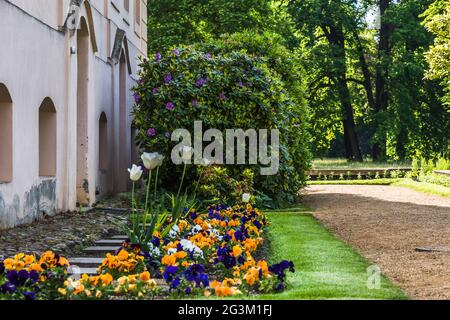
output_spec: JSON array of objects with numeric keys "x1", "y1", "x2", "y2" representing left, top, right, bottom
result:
[{"x1": 0, "y1": 0, "x2": 147, "y2": 229}]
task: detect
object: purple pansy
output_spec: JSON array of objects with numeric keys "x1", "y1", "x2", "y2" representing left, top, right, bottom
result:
[
  {"x1": 147, "y1": 128, "x2": 157, "y2": 137},
  {"x1": 163, "y1": 265, "x2": 179, "y2": 282},
  {"x1": 165, "y1": 102, "x2": 175, "y2": 111},
  {"x1": 191, "y1": 99, "x2": 199, "y2": 107},
  {"x1": 154, "y1": 52, "x2": 162, "y2": 61},
  {"x1": 172, "y1": 49, "x2": 180, "y2": 56},
  {"x1": 205, "y1": 53, "x2": 212, "y2": 60},
  {"x1": 218, "y1": 93, "x2": 227, "y2": 101},
  {"x1": 152, "y1": 87, "x2": 160, "y2": 94}
]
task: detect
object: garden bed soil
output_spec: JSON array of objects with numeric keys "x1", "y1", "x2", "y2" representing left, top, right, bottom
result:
[
  {"x1": 302, "y1": 184, "x2": 450, "y2": 300},
  {"x1": 0, "y1": 210, "x2": 126, "y2": 259}
]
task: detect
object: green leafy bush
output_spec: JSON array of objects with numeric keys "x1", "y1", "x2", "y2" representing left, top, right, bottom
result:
[
  {"x1": 197, "y1": 166, "x2": 254, "y2": 205},
  {"x1": 132, "y1": 39, "x2": 310, "y2": 205}
]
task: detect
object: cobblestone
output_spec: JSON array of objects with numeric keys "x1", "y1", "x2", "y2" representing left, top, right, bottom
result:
[{"x1": 0, "y1": 210, "x2": 127, "y2": 259}]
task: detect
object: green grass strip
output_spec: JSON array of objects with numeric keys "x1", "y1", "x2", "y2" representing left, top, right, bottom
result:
[
  {"x1": 254, "y1": 209, "x2": 407, "y2": 300},
  {"x1": 393, "y1": 179, "x2": 450, "y2": 199},
  {"x1": 307, "y1": 178, "x2": 401, "y2": 185}
]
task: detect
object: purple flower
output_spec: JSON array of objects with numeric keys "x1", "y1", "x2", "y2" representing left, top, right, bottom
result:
[
  {"x1": 170, "y1": 277, "x2": 181, "y2": 290},
  {"x1": 237, "y1": 81, "x2": 244, "y2": 88},
  {"x1": 195, "y1": 78, "x2": 207, "y2": 87},
  {"x1": 147, "y1": 128, "x2": 157, "y2": 137},
  {"x1": 164, "y1": 73, "x2": 173, "y2": 84},
  {"x1": 133, "y1": 92, "x2": 141, "y2": 103},
  {"x1": 205, "y1": 53, "x2": 212, "y2": 60},
  {"x1": 191, "y1": 99, "x2": 199, "y2": 107},
  {"x1": 218, "y1": 93, "x2": 227, "y2": 101},
  {"x1": 0, "y1": 283, "x2": 16, "y2": 294},
  {"x1": 163, "y1": 265, "x2": 179, "y2": 282},
  {"x1": 22, "y1": 291, "x2": 36, "y2": 300},
  {"x1": 152, "y1": 87, "x2": 160, "y2": 94},
  {"x1": 7, "y1": 270, "x2": 29, "y2": 286},
  {"x1": 154, "y1": 52, "x2": 162, "y2": 61},
  {"x1": 172, "y1": 49, "x2": 180, "y2": 56},
  {"x1": 269, "y1": 260, "x2": 295, "y2": 281},
  {"x1": 165, "y1": 102, "x2": 175, "y2": 111}
]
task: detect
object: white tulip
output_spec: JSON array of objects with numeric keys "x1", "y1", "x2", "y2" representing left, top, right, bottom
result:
[
  {"x1": 141, "y1": 152, "x2": 160, "y2": 171},
  {"x1": 181, "y1": 146, "x2": 193, "y2": 162},
  {"x1": 242, "y1": 193, "x2": 251, "y2": 203},
  {"x1": 155, "y1": 153, "x2": 165, "y2": 167},
  {"x1": 128, "y1": 164, "x2": 143, "y2": 181},
  {"x1": 201, "y1": 158, "x2": 213, "y2": 167}
]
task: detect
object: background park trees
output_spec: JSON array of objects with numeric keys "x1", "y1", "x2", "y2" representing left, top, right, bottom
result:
[{"x1": 145, "y1": 0, "x2": 450, "y2": 162}]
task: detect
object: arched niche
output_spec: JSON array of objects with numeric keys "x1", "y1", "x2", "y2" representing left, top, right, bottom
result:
[
  {"x1": 0, "y1": 83, "x2": 13, "y2": 182},
  {"x1": 99, "y1": 112, "x2": 108, "y2": 171},
  {"x1": 39, "y1": 97, "x2": 57, "y2": 177}
]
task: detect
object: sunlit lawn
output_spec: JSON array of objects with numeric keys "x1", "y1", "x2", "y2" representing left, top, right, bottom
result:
[
  {"x1": 392, "y1": 179, "x2": 450, "y2": 199},
  {"x1": 255, "y1": 207, "x2": 407, "y2": 300}
]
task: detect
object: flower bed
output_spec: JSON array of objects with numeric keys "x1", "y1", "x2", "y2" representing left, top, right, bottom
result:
[{"x1": 0, "y1": 204, "x2": 294, "y2": 300}]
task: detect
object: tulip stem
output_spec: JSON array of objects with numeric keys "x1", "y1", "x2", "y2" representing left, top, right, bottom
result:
[
  {"x1": 193, "y1": 168, "x2": 204, "y2": 199},
  {"x1": 154, "y1": 166, "x2": 159, "y2": 203},
  {"x1": 143, "y1": 170, "x2": 152, "y2": 229},
  {"x1": 177, "y1": 163, "x2": 187, "y2": 198},
  {"x1": 131, "y1": 182, "x2": 137, "y2": 234}
]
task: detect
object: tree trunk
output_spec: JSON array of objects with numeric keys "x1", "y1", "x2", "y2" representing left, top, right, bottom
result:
[
  {"x1": 373, "y1": 0, "x2": 392, "y2": 160},
  {"x1": 353, "y1": 31, "x2": 376, "y2": 110},
  {"x1": 323, "y1": 24, "x2": 363, "y2": 161}
]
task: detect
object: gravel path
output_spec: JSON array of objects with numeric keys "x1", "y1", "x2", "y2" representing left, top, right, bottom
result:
[{"x1": 302, "y1": 185, "x2": 450, "y2": 300}]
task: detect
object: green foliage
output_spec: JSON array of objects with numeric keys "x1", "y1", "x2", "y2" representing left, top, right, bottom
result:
[
  {"x1": 132, "y1": 41, "x2": 311, "y2": 204},
  {"x1": 422, "y1": 0, "x2": 450, "y2": 91},
  {"x1": 382, "y1": 0, "x2": 449, "y2": 159},
  {"x1": 197, "y1": 166, "x2": 255, "y2": 205},
  {"x1": 419, "y1": 173, "x2": 450, "y2": 188},
  {"x1": 308, "y1": 178, "x2": 401, "y2": 185},
  {"x1": 147, "y1": 0, "x2": 278, "y2": 52},
  {"x1": 408, "y1": 156, "x2": 450, "y2": 188},
  {"x1": 286, "y1": 0, "x2": 449, "y2": 160}
]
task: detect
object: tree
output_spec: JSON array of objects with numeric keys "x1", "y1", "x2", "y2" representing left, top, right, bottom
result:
[
  {"x1": 147, "y1": 0, "x2": 275, "y2": 52},
  {"x1": 288, "y1": 0, "x2": 366, "y2": 161},
  {"x1": 423, "y1": 0, "x2": 450, "y2": 103},
  {"x1": 421, "y1": 0, "x2": 450, "y2": 157}
]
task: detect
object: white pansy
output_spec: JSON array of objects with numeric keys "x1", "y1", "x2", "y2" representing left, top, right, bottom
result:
[
  {"x1": 146, "y1": 242, "x2": 161, "y2": 257},
  {"x1": 167, "y1": 248, "x2": 177, "y2": 255},
  {"x1": 169, "y1": 224, "x2": 180, "y2": 238},
  {"x1": 128, "y1": 164, "x2": 143, "y2": 181},
  {"x1": 190, "y1": 224, "x2": 203, "y2": 235},
  {"x1": 180, "y1": 239, "x2": 203, "y2": 258},
  {"x1": 210, "y1": 228, "x2": 223, "y2": 241}
]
